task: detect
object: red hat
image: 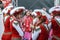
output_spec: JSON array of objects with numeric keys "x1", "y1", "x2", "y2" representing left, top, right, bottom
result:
[
  {"x1": 49, "y1": 6, "x2": 60, "y2": 15},
  {"x1": 52, "y1": 10, "x2": 60, "y2": 15},
  {"x1": 35, "y1": 11, "x2": 42, "y2": 16},
  {"x1": 32, "y1": 9, "x2": 42, "y2": 16},
  {"x1": 14, "y1": 9, "x2": 24, "y2": 16},
  {"x1": 10, "y1": 7, "x2": 25, "y2": 16}
]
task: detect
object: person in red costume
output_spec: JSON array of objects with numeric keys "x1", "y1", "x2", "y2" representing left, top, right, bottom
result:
[
  {"x1": 37, "y1": 15, "x2": 49, "y2": 40},
  {"x1": 32, "y1": 9, "x2": 49, "y2": 40},
  {"x1": 22, "y1": 10, "x2": 33, "y2": 40},
  {"x1": 49, "y1": 6, "x2": 60, "y2": 40},
  {"x1": 10, "y1": 7, "x2": 25, "y2": 40},
  {"x1": 2, "y1": 5, "x2": 13, "y2": 40}
]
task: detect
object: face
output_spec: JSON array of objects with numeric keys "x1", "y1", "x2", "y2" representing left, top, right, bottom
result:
[
  {"x1": 26, "y1": 11, "x2": 32, "y2": 16},
  {"x1": 3, "y1": 13, "x2": 6, "y2": 17},
  {"x1": 42, "y1": 8, "x2": 46, "y2": 11},
  {"x1": 36, "y1": 12, "x2": 42, "y2": 18},
  {"x1": 16, "y1": 13, "x2": 22, "y2": 19},
  {"x1": 40, "y1": 16, "x2": 46, "y2": 23}
]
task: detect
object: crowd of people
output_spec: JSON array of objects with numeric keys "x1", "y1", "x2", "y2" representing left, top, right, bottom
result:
[{"x1": 1, "y1": 3, "x2": 60, "y2": 40}]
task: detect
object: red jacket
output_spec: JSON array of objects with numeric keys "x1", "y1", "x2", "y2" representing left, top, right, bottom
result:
[
  {"x1": 2, "y1": 16, "x2": 11, "y2": 40},
  {"x1": 51, "y1": 19, "x2": 60, "y2": 40},
  {"x1": 10, "y1": 19, "x2": 21, "y2": 38},
  {"x1": 4, "y1": 16, "x2": 10, "y2": 32},
  {"x1": 37, "y1": 24, "x2": 49, "y2": 40}
]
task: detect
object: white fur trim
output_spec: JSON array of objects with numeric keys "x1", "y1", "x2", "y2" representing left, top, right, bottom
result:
[
  {"x1": 34, "y1": 9, "x2": 41, "y2": 12},
  {"x1": 39, "y1": 9, "x2": 46, "y2": 16},
  {"x1": 49, "y1": 6, "x2": 60, "y2": 13},
  {"x1": 49, "y1": 7, "x2": 56, "y2": 13},
  {"x1": 33, "y1": 9, "x2": 46, "y2": 16},
  {"x1": 10, "y1": 7, "x2": 25, "y2": 15},
  {"x1": 6, "y1": 5, "x2": 13, "y2": 9},
  {"x1": 54, "y1": 8, "x2": 60, "y2": 11},
  {"x1": 40, "y1": 9, "x2": 51, "y2": 21}
]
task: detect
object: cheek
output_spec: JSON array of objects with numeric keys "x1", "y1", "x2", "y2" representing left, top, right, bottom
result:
[
  {"x1": 19, "y1": 15, "x2": 22, "y2": 18},
  {"x1": 39, "y1": 19, "x2": 42, "y2": 22},
  {"x1": 26, "y1": 13, "x2": 30, "y2": 15},
  {"x1": 19, "y1": 15, "x2": 21, "y2": 17}
]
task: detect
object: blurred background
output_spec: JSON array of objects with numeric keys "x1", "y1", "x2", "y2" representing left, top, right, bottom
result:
[{"x1": 0, "y1": 0, "x2": 54, "y2": 11}]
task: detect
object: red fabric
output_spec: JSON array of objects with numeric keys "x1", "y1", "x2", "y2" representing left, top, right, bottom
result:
[
  {"x1": 2, "y1": 34, "x2": 11, "y2": 40},
  {"x1": 4, "y1": 16, "x2": 10, "y2": 32},
  {"x1": 52, "y1": 38, "x2": 57, "y2": 40},
  {"x1": 22, "y1": 16, "x2": 33, "y2": 32},
  {"x1": 14, "y1": 9, "x2": 24, "y2": 16},
  {"x1": 36, "y1": 11, "x2": 42, "y2": 16},
  {"x1": 7, "y1": 9, "x2": 12, "y2": 15},
  {"x1": 45, "y1": 20, "x2": 49, "y2": 25},
  {"x1": 4, "y1": 2, "x2": 9, "y2": 8},
  {"x1": 41, "y1": 16, "x2": 47, "y2": 20},
  {"x1": 2, "y1": 16, "x2": 11, "y2": 40},
  {"x1": 10, "y1": 19, "x2": 21, "y2": 38},
  {"x1": 37, "y1": 24, "x2": 49, "y2": 40},
  {"x1": 2, "y1": 0, "x2": 12, "y2": 8},
  {"x1": 51, "y1": 19, "x2": 60, "y2": 40},
  {"x1": 52, "y1": 11, "x2": 60, "y2": 15}
]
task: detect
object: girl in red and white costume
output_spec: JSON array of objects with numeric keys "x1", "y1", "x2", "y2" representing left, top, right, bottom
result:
[
  {"x1": 32, "y1": 9, "x2": 49, "y2": 40},
  {"x1": 10, "y1": 7, "x2": 25, "y2": 40},
  {"x1": 2, "y1": 5, "x2": 13, "y2": 40},
  {"x1": 49, "y1": 6, "x2": 60, "y2": 40}
]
